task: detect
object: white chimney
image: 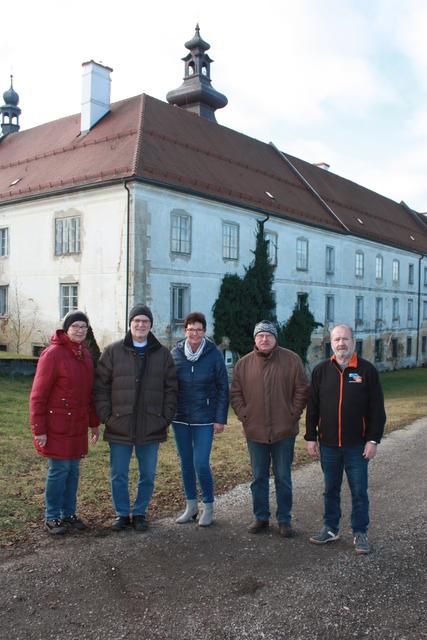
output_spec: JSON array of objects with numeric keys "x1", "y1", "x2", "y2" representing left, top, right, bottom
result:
[
  {"x1": 81, "y1": 60, "x2": 113, "y2": 133},
  {"x1": 314, "y1": 162, "x2": 330, "y2": 171}
]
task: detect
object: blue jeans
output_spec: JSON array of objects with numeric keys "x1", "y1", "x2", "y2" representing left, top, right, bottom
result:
[
  {"x1": 109, "y1": 442, "x2": 159, "y2": 517},
  {"x1": 320, "y1": 444, "x2": 369, "y2": 534},
  {"x1": 172, "y1": 422, "x2": 214, "y2": 503},
  {"x1": 45, "y1": 458, "x2": 81, "y2": 521},
  {"x1": 247, "y1": 437, "x2": 296, "y2": 523}
]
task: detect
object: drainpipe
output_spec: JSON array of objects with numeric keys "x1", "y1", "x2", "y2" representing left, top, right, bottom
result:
[{"x1": 124, "y1": 181, "x2": 131, "y2": 330}]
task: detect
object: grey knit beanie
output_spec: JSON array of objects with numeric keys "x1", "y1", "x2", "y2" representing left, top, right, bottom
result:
[
  {"x1": 128, "y1": 304, "x2": 153, "y2": 327},
  {"x1": 253, "y1": 320, "x2": 278, "y2": 339}
]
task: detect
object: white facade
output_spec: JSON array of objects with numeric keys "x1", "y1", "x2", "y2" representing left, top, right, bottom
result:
[{"x1": 2, "y1": 179, "x2": 426, "y2": 370}]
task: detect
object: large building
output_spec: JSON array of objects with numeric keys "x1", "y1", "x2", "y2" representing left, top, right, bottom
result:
[{"x1": 1, "y1": 26, "x2": 427, "y2": 369}]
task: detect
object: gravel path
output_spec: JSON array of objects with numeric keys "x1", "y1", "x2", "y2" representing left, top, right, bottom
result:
[{"x1": 1, "y1": 418, "x2": 426, "y2": 640}]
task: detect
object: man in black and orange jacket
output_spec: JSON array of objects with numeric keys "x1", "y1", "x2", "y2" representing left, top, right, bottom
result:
[{"x1": 305, "y1": 323, "x2": 386, "y2": 555}]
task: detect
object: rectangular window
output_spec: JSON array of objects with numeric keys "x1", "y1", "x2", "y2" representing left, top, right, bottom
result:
[
  {"x1": 325, "y1": 295, "x2": 334, "y2": 322},
  {"x1": 265, "y1": 231, "x2": 278, "y2": 266},
  {"x1": 296, "y1": 238, "x2": 308, "y2": 270},
  {"x1": 325, "y1": 246, "x2": 335, "y2": 274},
  {"x1": 171, "y1": 284, "x2": 190, "y2": 325},
  {"x1": 324, "y1": 342, "x2": 332, "y2": 358},
  {"x1": 376, "y1": 255, "x2": 383, "y2": 280},
  {"x1": 375, "y1": 339, "x2": 383, "y2": 362},
  {"x1": 392, "y1": 298, "x2": 399, "y2": 321},
  {"x1": 408, "y1": 298, "x2": 414, "y2": 322},
  {"x1": 0, "y1": 285, "x2": 8, "y2": 315},
  {"x1": 424, "y1": 300, "x2": 427, "y2": 320},
  {"x1": 55, "y1": 216, "x2": 81, "y2": 255},
  {"x1": 408, "y1": 263, "x2": 414, "y2": 285},
  {"x1": 355, "y1": 251, "x2": 364, "y2": 277},
  {"x1": 297, "y1": 292, "x2": 307, "y2": 309},
  {"x1": 355, "y1": 296, "x2": 364, "y2": 323},
  {"x1": 407, "y1": 337, "x2": 412, "y2": 357},
  {"x1": 375, "y1": 297, "x2": 383, "y2": 321},
  {"x1": 392, "y1": 259, "x2": 400, "y2": 283},
  {"x1": 171, "y1": 212, "x2": 191, "y2": 254},
  {"x1": 391, "y1": 338, "x2": 398, "y2": 358},
  {"x1": 355, "y1": 340, "x2": 363, "y2": 357},
  {"x1": 60, "y1": 284, "x2": 78, "y2": 318},
  {"x1": 422, "y1": 336, "x2": 427, "y2": 355},
  {"x1": 424, "y1": 267, "x2": 427, "y2": 287},
  {"x1": 222, "y1": 222, "x2": 239, "y2": 260},
  {"x1": 0, "y1": 228, "x2": 8, "y2": 257}
]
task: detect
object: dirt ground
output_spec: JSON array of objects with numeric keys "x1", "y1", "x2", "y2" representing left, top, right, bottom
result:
[{"x1": 1, "y1": 418, "x2": 426, "y2": 640}]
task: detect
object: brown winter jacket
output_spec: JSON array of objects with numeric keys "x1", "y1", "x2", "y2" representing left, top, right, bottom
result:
[
  {"x1": 94, "y1": 331, "x2": 178, "y2": 446},
  {"x1": 230, "y1": 345, "x2": 308, "y2": 444}
]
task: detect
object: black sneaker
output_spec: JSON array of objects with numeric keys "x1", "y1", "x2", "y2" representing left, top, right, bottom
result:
[
  {"x1": 111, "y1": 515, "x2": 132, "y2": 531},
  {"x1": 133, "y1": 515, "x2": 149, "y2": 532},
  {"x1": 62, "y1": 515, "x2": 87, "y2": 531},
  {"x1": 45, "y1": 519, "x2": 67, "y2": 535}
]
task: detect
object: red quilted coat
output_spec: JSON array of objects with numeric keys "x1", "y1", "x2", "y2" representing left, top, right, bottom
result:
[{"x1": 30, "y1": 330, "x2": 99, "y2": 459}]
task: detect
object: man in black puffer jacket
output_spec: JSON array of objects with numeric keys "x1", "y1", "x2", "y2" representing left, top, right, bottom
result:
[{"x1": 94, "y1": 304, "x2": 177, "y2": 532}]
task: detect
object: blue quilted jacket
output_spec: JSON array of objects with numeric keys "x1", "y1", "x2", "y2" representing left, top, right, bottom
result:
[{"x1": 171, "y1": 338, "x2": 229, "y2": 425}]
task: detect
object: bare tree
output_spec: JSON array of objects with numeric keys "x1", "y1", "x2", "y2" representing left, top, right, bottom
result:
[{"x1": 5, "y1": 282, "x2": 41, "y2": 354}]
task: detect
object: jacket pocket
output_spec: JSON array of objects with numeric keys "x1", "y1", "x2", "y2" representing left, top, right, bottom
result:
[{"x1": 105, "y1": 412, "x2": 133, "y2": 438}]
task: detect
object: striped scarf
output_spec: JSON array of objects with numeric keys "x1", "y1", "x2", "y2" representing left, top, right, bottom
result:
[{"x1": 184, "y1": 338, "x2": 206, "y2": 362}]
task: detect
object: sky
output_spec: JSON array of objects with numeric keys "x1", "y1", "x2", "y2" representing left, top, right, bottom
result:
[{"x1": 2, "y1": 0, "x2": 427, "y2": 212}]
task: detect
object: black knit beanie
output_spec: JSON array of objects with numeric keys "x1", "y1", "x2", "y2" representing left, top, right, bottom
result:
[
  {"x1": 63, "y1": 311, "x2": 89, "y2": 332},
  {"x1": 128, "y1": 304, "x2": 153, "y2": 327}
]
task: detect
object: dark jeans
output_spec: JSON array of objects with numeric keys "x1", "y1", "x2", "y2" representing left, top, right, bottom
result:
[
  {"x1": 172, "y1": 422, "x2": 214, "y2": 503},
  {"x1": 247, "y1": 437, "x2": 296, "y2": 523},
  {"x1": 320, "y1": 444, "x2": 369, "y2": 534}
]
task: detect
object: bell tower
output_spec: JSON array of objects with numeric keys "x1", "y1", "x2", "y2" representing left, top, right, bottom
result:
[{"x1": 166, "y1": 25, "x2": 228, "y2": 123}]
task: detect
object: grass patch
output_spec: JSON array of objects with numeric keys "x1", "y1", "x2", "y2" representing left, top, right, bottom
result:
[{"x1": 1, "y1": 367, "x2": 426, "y2": 546}]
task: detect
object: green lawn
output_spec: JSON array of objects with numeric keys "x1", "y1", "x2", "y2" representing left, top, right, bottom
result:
[{"x1": 1, "y1": 367, "x2": 426, "y2": 546}]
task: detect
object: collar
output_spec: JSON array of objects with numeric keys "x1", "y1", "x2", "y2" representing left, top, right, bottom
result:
[{"x1": 331, "y1": 352, "x2": 358, "y2": 369}]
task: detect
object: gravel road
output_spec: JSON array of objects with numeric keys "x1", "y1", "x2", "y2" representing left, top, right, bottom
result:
[{"x1": 1, "y1": 418, "x2": 426, "y2": 640}]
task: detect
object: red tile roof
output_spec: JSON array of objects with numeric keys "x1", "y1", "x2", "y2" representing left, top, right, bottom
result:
[{"x1": 1, "y1": 93, "x2": 426, "y2": 254}]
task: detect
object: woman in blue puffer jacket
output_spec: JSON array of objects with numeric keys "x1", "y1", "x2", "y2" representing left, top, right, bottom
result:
[{"x1": 171, "y1": 311, "x2": 229, "y2": 527}]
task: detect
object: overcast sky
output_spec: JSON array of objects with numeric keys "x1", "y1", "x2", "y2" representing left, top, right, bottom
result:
[{"x1": 2, "y1": 0, "x2": 426, "y2": 212}]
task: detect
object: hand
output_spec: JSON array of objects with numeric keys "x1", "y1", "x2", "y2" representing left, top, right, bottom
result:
[
  {"x1": 90, "y1": 427, "x2": 100, "y2": 444},
  {"x1": 213, "y1": 423, "x2": 224, "y2": 434},
  {"x1": 35, "y1": 434, "x2": 47, "y2": 448},
  {"x1": 306, "y1": 441, "x2": 319, "y2": 459},
  {"x1": 363, "y1": 442, "x2": 377, "y2": 460}
]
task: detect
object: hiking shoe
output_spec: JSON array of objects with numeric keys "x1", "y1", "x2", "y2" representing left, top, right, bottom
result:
[
  {"x1": 248, "y1": 519, "x2": 269, "y2": 534},
  {"x1": 111, "y1": 515, "x2": 132, "y2": 531},
  {"x1": 354, "y1": 532, "x2": 371, "y2": 555},
  {"x1": 62, "y1": 515, "x2": 87, "y2": 531},
  {"x1": 278, "y1": 522, "x2": 296, "y2": 538},
  {"x1": 45, "y1": 519, "x2": 67, "y2": 535},
  {"x1": 309, "y1": 526, "x2": 340, "y2": 545},
  {"x1": 133, "y1": 515, "x2": 149, "y2": 532}
]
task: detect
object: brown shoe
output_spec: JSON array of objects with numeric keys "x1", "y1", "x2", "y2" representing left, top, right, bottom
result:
[
  {"x1": 278, "y1": 522, "x2": 296, "y2": 538},
  {"x1": 248, "y1": 519, "x2": 269, "y2": 534}
]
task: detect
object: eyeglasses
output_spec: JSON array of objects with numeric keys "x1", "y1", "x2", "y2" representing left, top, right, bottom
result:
[
  {"x1": 185, "y1": 328, "x2": 205, "y2": 333},
  {"x1": 132, "y1": 319, "x2": 151, "y2": 325},
  {"x1": 70, "y1": 323, "x2": 88, "y2": 331}
]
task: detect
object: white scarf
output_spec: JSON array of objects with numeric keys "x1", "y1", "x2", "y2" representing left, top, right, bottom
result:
[{"x1": 184, "y1": 337, "x2": 206, "y2": 362}]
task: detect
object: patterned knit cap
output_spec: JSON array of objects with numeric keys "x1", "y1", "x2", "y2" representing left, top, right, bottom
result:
[{"x1": 253, "y1": 320, "x2": 278, "y2": 339}]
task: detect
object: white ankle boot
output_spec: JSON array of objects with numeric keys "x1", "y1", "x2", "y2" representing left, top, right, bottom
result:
[
  {"x1": 198, "y1": 502, "x2": 214, "y2": 527},
  {"x1": 175, "y1": 499, "x2": 198, "y2": 524}
]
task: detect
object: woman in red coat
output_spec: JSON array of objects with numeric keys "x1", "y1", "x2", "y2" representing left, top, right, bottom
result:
[{"x1": 30, "y1": 311, "x2": 100, "y2": 535}]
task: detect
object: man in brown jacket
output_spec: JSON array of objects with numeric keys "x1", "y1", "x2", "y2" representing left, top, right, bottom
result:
[
  {"x1": 231, "y1": 320, "x2": 308, "y2": 537},
  {"x1": 94, "y1": 304, "x2": 177, "y2": 532}
]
